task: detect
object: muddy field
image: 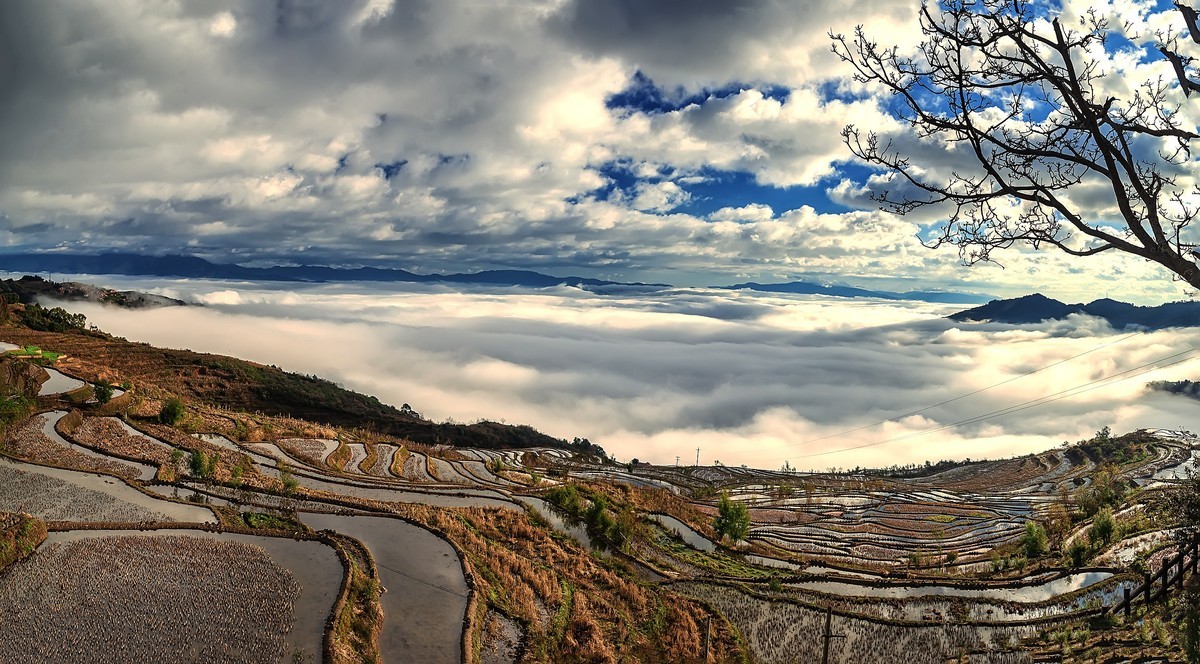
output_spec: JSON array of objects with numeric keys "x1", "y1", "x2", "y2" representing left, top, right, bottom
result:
[
  {"x1": 4, "y1": 414, "x2": 142, "y2": 480},
  {"x1": 0, "y1": 459, "x2": 172, "y2": 522},
  {"x1": 673, "y1": 580, "x2": 1036, "y2": 664},
  {"x1": 0, "y1": 535, "x2": 301, "y2": 663}
]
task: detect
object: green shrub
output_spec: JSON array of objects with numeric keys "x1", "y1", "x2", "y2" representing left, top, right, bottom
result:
[
  {"x1": 0, "y1": 395, "x2": 32, "y2": 427},
  {"x1": 159, "y1": 397, "x2": 185, "y2": 425},
  {"x1": 545, "y1": 484, "x2": 583, "y2": 515},
  {"x1": 1021, "y1": 521, "x2": 1048, "y2": 557},
  {"x1": 714, "y1": 492, "x2": 750, "y2": 543},
  {"x1": 279, "y1": 465, "x2": 299, "y2": 494},
  {"x1": 190, "y1": 450, "x2": 209, "y2": 478},
  {"x1": 92, "y1": 383, "x2": 114, "y2": 405},
  {"x1": 20, "y1": 304, "x2": 86, "y2": 333},
  {"x1": 1089, "y1": 508, "x2": 1115, "y2": 547}
]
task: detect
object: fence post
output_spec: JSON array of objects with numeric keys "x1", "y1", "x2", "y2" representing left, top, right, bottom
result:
[
  {"x1": 1160, "y1": 565, "x2": 1170, "y2": 603},
  {"x1": 1123, "y1": 587, "x2": 1131, "y2": 617},
  {"x1": 1145, "y1": 572, "x2": 1153, "y2": 605}
]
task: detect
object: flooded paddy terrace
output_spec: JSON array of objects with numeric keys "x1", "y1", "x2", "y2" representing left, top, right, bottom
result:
[{"x1": 0, "y1": 530, "x2": 339, "y2": 663}]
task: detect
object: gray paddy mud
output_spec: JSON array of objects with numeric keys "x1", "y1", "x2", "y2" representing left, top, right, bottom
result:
[
  {"x1": 288, "y1": 467, "x2": 518, "y2": 510},
  {"x1": 4, "y1": 530, "x2": 340, "y2": 663},
  {"x1": 788, "y1": 571, "x2": 1114, "y2": 603},
  {"x1": 110, "y1": 418, "x2": 176, "y2": 453},
  {"x1": 518, "y1": 496, "x2": 605, "y2": 554},
  {"x1": 37, "y1": 367, "x2": 86, "y2": 395},
  {"x1": 674, "y1": 580, "x2": 1036, "y2": 664},
  {"x1": 0, "y1": 456, "x2": 215, "y2": 523},
  {"x1": 300, "y1": 512, "x2": 469, "y2": 664},
  {"x1": 43, "y1": 410, "x2": 158, "y2": 480}
]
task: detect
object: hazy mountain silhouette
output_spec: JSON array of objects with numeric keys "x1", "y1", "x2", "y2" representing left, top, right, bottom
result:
[
  {"x1": 0, "y1": 253, "x2": 666, "y2": 289},
  {"x1": 723, "y1": 281, "x2": 993, "y2": 304},
  {"x1": 0, "y1": 252, "x2": 992, "y2": 303},
  {"x1": 949, "y1": 293, "x2": 1200, "y2": 329}
]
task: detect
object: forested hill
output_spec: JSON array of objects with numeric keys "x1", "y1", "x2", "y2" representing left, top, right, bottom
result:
[
  {"x1": 1, "y1": 304, "x2": 581, "y2": 452},
  {"x1": 949, "y1": 293, "x2": 1200, "y2": 329}
]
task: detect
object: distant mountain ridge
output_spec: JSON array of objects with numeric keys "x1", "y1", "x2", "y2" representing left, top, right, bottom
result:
[
  {"x1": 0, "y1": 252, "x2": 666, "y2": 289},
  {"x1": 0, "y1": 252, "x2": 991, "y2": 304},
  {"x1": 949, "y1": 293, "x2": 1200, "y2": 329},
  {"x1": 723, "y1": 281, "x2": 993, "y2": 304}
]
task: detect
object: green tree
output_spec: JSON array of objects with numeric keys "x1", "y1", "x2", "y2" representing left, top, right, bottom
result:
[
  {"x1": 1065, "y1": 540, "x2": 1089, "y2": 569},
  {"x1": 714, "y1": 492, "x2": 750, "y2": 543},
  {"x1": 1020, "y1": 520, "x2": 1048, "y2": 558},
  {"x1": 20, "y1": 304, "x2": 87, "y2": 333},
  {"x1": 92, "y1": 383, "x2": 114, "y2": 405},
  {"x1": 190, "y1": 450, "x2": 210, "y2": 478},
  {"x1": 832, "y1": 0, "x2": 1200, "y2": 289},
  {"x1": 1089, "y1": 507, "x2": 1115, "y2": 547},
  {"x1": 1177, "y1": 588, "x2": 1200, "y2": 664},
  {"x1": 1167, "y1": 470, "x2": 1200, "y2": 544},
  {"x1": 159, "y1": 397, "x2": 185, "y2": 425},
  {"x1": 1076, "y1": 463, "x2": 1127, "y2": 517}
]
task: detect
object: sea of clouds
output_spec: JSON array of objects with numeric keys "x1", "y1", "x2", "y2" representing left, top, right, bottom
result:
[{"x1": 31, "y1": 275, "x2": 1200, "y2": 471}]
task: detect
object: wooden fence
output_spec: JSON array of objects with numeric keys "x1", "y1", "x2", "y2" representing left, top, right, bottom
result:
[{"x1": 1108, "y1": 538, "x2": 1198, "y2": 616}]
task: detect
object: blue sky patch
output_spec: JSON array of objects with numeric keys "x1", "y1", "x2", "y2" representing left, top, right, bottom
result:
[
  {"x1": 577, "y1": 160, "x2": 867, "y2": 217},
  {"x1": 605, "y1": 70, "x2": 791, "y2": 116},
  {"x1": 375, "y1": 160, "x2": 408, "y2": 179}
]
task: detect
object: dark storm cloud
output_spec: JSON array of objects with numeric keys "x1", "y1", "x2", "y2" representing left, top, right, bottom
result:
[{"x1": 548, "y1": 0, "x2": 769, "y2": 75}]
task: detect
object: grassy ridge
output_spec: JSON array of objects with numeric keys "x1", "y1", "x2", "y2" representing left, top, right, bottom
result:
[
  {"x1": 0, "y1": 322, "x2": 570, "y2": 450},
  {"x1": 0, "y1": 512, "x2": 47, "y2": 570}
]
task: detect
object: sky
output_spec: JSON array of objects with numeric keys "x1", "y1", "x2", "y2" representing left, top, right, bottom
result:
[
  {"x1": 44, "y1": 276, "x2": 1200, "y2": 469},
  {"x1": 4, "y1": 0, "x2": 1200, "y2": 303}
]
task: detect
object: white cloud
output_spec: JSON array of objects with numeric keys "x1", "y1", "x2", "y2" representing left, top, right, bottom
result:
[
  {"x1": 47, "y1": 279, "x2": 1200, "y2": 471},
  {"x1": 1, "y1": 0, "x2": 1195, "y2": 304},
  {"x1": 209, "y1": 11, "x2": 237, "y2": 38}
]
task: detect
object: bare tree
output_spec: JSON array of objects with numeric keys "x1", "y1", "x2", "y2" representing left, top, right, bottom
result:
[{"x1": 831, "y1": 0, "x2": 1200, "y2": 288}]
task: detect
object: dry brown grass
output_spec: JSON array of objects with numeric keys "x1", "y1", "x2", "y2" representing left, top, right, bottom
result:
[
  {"x1": 389, "y1": 445, "x2": 409, "y2": 477},
  {"x1": 2, "y1": 414, "x2": 140, "y2": 480},
  {"x1": 70, "y1": 415, "x2": 174, "y2": 466},
  {"x1": 0, "y1": 511, "x2": 46, "y2": 570},
  {"x1": 360, "y1": 445, "x2": 380, "y2": 475},
  {"x1": 327, "y1": 441, "x2": 352, "y2": 471},
  {"x1": 392, "y1": 504, "x2": 745, "y2": 663}
]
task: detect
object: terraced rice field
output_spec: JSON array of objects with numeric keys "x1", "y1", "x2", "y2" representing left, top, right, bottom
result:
[
  {"x1": 4, "y1": 399, "x2": 1195, "y2": 663},
  {"x1": 72, "y1": 416, "x2": 175, "y2": 467},
  {"x1": 300, "y1": 512, "x2": 469, "y2": 664},
  {"x1": 5, "y1": 413, "x2": 146, "y2": 480},
  {"x1": 674, "y1": 580, "x2": 1036, "y2": 664},
  {"x1": 0, "y1": 456, "x2": 215, "y2": 523},
  {"x1": 0, "y1": 534, "x2": 304, "y2": 663},
  {"x1": 37, "y1": 367, "x2": 86, "y2": 396}
]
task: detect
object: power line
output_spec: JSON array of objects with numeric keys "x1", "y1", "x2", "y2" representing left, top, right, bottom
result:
[
  {"x1": 744, "y1": 306, "x2": 1200, "y2": 465},
  {"x1": 375, "y1": 561, "x2": 469, "y2": 599},
  {"x1": 795, "y1": 346, "x2": 1198, "y2": 460},
  {"x1": 783, "y1": 328, "x2": 1147, "y2": 449}
]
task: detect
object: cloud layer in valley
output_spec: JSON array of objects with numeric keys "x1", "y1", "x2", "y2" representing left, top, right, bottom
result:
[{"x1": 53, "y1": 279, "x2": 1200, "y2": 470}]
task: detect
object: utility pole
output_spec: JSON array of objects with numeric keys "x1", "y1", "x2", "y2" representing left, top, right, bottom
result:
[
  {"x1": 675, "y1": 455, "x2": 680, "y2": 467},
  {"x1": 820, "y1": 606, "x2": 844, "y2": 664},
  {"x1": 696, "y1": 447, "x2": 700, "y2": 466}
]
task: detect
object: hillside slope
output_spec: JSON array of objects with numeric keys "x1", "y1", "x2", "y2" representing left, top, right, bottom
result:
[
  {"x1": 0, "y1": 314, "x2": 571, "y2": 450},
  {"x1": 950, "y1": 293, "x2": 1200, "y2": 328}
]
